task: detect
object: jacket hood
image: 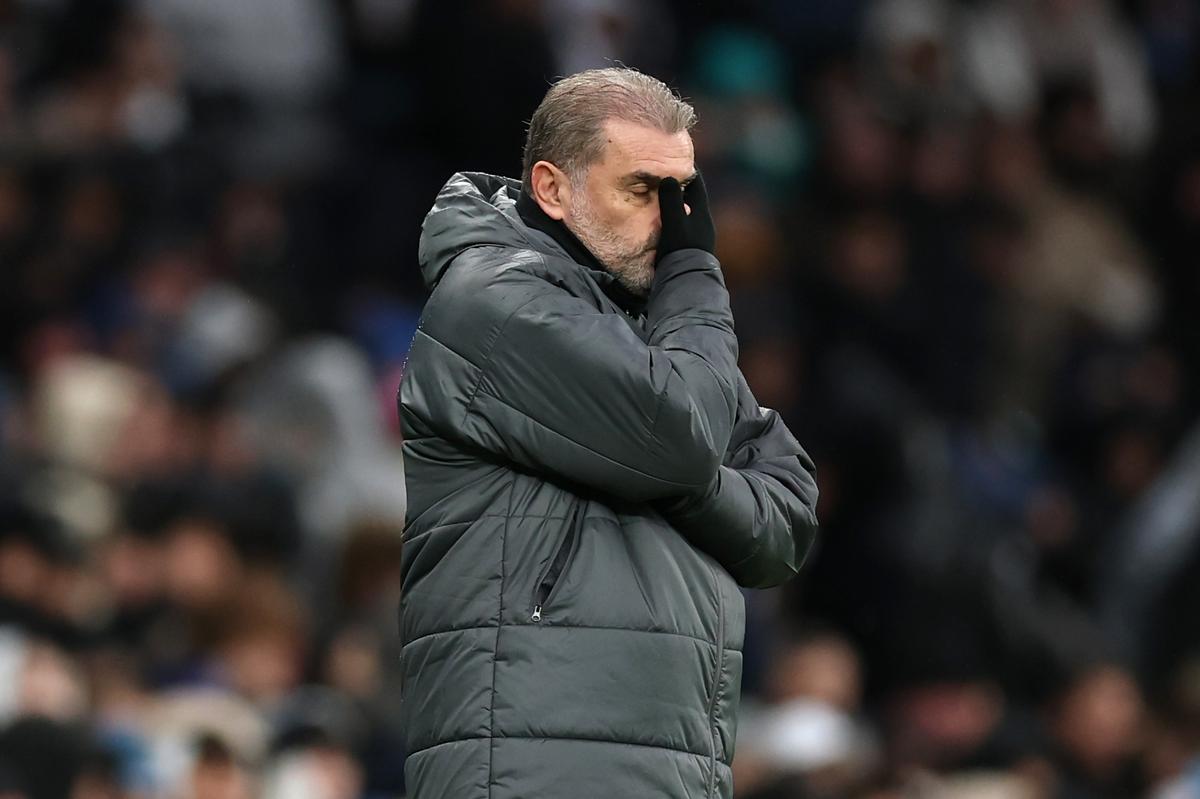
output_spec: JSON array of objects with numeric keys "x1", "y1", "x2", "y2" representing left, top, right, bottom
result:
[
  {"x1": 417, "y1": 171, "x2": 645, "y2": 315},
  {"x1": 418, "y1": 172, "x2": 536, "y2": 291}
]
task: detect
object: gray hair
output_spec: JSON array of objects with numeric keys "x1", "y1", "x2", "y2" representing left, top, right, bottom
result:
[{"x1": 521, "y1": 67, "x2": 696, "y2": 194}]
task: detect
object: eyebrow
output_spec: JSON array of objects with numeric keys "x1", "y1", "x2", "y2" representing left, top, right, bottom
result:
[{"x1": 622, "y1": 170, "x2": 699, "y2": 188}]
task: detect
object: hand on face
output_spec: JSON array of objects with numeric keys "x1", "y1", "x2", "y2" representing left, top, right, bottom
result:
[{"x1": 655, "y1": 171, "x2": 715, "y2": 262}]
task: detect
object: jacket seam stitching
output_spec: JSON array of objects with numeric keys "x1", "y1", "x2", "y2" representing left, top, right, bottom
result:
[
  {"x1": 450, "y1": 256, "x2": 542, "y2": 426},
  {"x1": 406, "y1": 732, "x2": 715, "y2": 761},
  {"x1": 487, "y1": 478, "x2": 517, "y2": 795},
  {"x1": 401, "y1": 621, "x2": 724, "y2": 650},
  {"x1": 402, "y1": 514, "x2": 576, "y2": 543},
  {"x1": 408, "y1": 326, "x2": 490, "y2": 440},
  {"x1": 671, "y1": 348, "x2": 738, "y2": 407},
  {"x1": 727, "y1": 541, "x2": 765, "y2": 572},
  {"x1": 471, "y1": 384, "x2": 707, "y2": 491},
  {"x1": 460, "y1": 266, "x2": 547, "y2": 426},
  {"x1": 724, "y1": 472, "x2": 767, "y2": 572},
  {"x1": 410, "y1": 512, "x2": 625, "y2": 530},
  {"x1": 413, "y1": 327, "x2": 479, "y2": 372},
  {"x1": 705, "y1": 564, "x2": 726, "y2": 798}
]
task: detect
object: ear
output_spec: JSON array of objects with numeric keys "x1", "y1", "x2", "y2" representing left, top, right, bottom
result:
[{"x1": 529, "y1": 161, "x2": 572, "y2": 221}]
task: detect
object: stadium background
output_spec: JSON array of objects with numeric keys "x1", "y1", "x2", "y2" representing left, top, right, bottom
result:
[{"x1": 0, "y1": 0, "x2": 1199, "y2": 796}]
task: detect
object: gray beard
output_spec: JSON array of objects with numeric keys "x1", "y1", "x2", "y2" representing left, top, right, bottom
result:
[{"x1": 567, "y1": 195, "x2": 656, "y2": 298}]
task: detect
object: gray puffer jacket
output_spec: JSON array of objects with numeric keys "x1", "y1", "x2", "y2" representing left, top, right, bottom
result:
[{"x1": 398, "y1": 172, "x2": 818, "y2": 798}]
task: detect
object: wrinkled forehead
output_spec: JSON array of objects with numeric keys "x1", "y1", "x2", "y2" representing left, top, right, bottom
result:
[{"x1": 595, "y1": 118, "x2": 695, "y2": 184}]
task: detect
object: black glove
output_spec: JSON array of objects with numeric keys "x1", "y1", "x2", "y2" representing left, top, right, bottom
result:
[{"x1": 656, "y1": 172, "x2": 715, "y2": 261}]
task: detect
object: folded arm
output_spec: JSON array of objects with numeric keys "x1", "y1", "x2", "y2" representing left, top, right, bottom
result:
[{"x1": 656, "y1": 373, "x2": 819, "y2": 588}]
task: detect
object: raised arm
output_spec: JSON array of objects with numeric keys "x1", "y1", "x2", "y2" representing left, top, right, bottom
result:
[{"x1": 399, "y1": 243, "x2": 740, "y2": 502}]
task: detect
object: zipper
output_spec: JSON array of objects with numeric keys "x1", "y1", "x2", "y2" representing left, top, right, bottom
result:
[
  {"x1": 530, "y1": 501, "x2": 584, "y2": 622},
  {"x1": 704, "y1": 563, "x2": 726, "y2": 797}
]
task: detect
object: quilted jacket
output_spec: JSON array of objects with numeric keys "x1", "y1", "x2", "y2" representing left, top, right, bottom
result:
[{"x1": 397, "y1": 172, "x2": 819, "y2": 798}]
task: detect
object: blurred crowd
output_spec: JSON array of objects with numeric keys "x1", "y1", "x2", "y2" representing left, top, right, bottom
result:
[{"x1": 0, "y1": 0, "x2": 1198, "y2": 797}]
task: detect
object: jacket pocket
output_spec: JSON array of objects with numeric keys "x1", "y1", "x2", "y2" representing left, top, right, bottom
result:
[{"x1": 530, "y1": 500, "x2": 585, "y2": 622}]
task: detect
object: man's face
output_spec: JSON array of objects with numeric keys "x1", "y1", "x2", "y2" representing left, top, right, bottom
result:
[{"x1": 563, "y1": 119, "x2": 696, "y2": 296}]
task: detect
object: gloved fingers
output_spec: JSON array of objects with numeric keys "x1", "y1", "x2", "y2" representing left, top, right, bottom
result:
[
  {"x1": 658, "y1": 176, "x2": 684, "y2": 218},
  {"x1": 682, "y1": 171, "x2": 709, "y2": 216}
]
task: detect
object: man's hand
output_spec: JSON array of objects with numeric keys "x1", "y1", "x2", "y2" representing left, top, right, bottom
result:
[{"x1": 656, "y1": 172, "x2": 715, "y2": 261}]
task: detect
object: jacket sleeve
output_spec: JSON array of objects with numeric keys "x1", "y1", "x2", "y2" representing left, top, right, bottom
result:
[
  {"x1": 656, "y1": 373, "x2": 819, "y2": 588},
  {"x1": 399, "y1": 246, "x2": 740, "y2": 502}
]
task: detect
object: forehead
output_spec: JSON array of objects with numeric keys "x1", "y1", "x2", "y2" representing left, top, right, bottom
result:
[{"x1": 596, "y1": 118, "x2": 694, "y2": 181}]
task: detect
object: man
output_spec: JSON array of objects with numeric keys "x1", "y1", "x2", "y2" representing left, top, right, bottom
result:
[{"x1": 398, "y1": 67, "x2": 819, "y2": 798}]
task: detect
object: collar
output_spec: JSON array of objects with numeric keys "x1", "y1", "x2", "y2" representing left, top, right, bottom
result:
[{"x1": 516, "y1": 189, "x2": 647, "y2": 316}]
